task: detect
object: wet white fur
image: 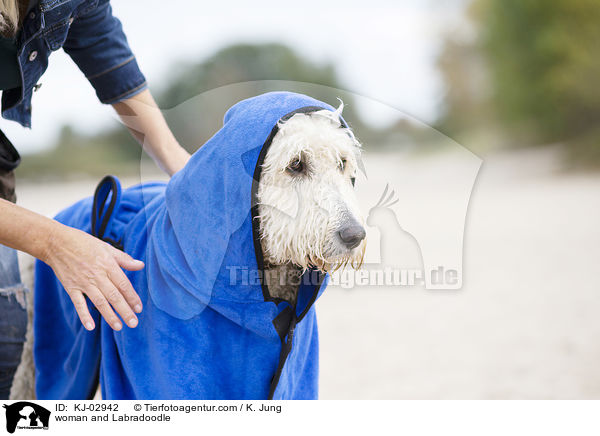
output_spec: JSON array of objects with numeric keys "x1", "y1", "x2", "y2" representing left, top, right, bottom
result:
[{"x1": 257, "y1": 106, "x2": 366, "y2": 272}]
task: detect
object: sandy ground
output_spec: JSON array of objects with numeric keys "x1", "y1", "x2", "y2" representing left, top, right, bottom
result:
[{"x1": 15, "y1": 147, "x2": 600, "y2": 399}]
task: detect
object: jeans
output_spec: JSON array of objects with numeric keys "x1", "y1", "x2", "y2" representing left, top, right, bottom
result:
[{"x1": 0, "y1": 244, "x2": 27, "y2": 399}]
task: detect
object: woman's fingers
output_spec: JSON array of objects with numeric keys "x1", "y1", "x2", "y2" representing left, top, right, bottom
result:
[
  {"x1": 85, "y1": 285, "x2": 124, "y2": 331},
  {"x1": 68, "y1": 290, "x2": 95, "y2": 331},
  {"x1": 107, "y1": 258, "x2": 143, "y2": 314},
  {"x1": 95, "y1": 274, "x2": 138, "y2": 329},
  {"x1": 113, "y1": 248, "x2": 144, "y2": 271}
]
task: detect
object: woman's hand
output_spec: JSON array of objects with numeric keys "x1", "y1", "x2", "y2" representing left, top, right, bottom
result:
[
  {"x1": 0, "y1": 198, "x2": 144, "y2": 332},
  {"x1": 42, "y1": 224, "x2": 144, "y2": 331}
]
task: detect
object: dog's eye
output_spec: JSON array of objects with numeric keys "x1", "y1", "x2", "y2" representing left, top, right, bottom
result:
[
  {"x1": 338, "y1": 159, "x2": 346, "y2": 172},
  {"x1": 286, "y1": 159, "x2": 304, "y2": 174}
]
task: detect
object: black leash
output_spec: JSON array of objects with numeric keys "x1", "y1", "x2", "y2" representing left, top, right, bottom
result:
[{"x1": 91, "y1": 175, "x2": 124, "y2": 250}]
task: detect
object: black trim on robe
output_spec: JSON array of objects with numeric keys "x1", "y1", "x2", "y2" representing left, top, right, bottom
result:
[{"x1": 250, "y1": 106, "x2": 346, "y2": 399}]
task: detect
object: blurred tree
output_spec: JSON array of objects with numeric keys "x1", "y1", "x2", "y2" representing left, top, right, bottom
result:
[
  {"x1": 155, "y1": 43, "x2": 368, "y2": 152},
  {"x1": 18, "y1": 43, "x2": 376, "y2": 178},
  {"x1": 438, "y1": 0, "x2": 600, "y2": 164},
  {"x1": 160, "y1": 43, "x2": 339, "y2": 108},
  {"x1": 435, "y1": 2, "x2": 504, "y2": 151},
  {"x1": 436, "y1": 31, "x2": 493, "y2": 138},
  {"x1": 16, "y1": 124, "x2": 141, "y2": 180},
  {"x1": 481, "y1": 0, "x2": 600, "y2": 141}
]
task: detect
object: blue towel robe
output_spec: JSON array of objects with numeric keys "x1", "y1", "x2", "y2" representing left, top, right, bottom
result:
[{"x1": 33, "y1": 92, "x2": 340, "y2": 400}]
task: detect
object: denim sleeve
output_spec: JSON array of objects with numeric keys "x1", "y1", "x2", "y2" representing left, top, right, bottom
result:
[{"x1": 62, "y1": 0, "x2": 147, "y2": 104}]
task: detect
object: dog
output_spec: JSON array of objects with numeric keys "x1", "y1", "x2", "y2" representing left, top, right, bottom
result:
[
  {"x1": 30, "y1": 92, "x2": 366, "y2": 400},
  {"x1": 258, "y1": 105, "x2": 365, "y2": 303}
]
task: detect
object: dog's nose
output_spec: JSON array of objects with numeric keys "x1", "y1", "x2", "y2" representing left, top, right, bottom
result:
[{"x1": 338, "y1": 224, "x2": 366, "y2": 249}]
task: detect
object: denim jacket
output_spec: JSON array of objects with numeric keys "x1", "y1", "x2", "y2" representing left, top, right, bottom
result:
[{"x1": 1, "y1": 0, "x2": 147, "y2": 127}]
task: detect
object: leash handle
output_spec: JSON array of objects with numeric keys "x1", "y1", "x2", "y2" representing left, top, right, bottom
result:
[{"x1": 91, "y1": 175, "x2": 124, "y2": 250}]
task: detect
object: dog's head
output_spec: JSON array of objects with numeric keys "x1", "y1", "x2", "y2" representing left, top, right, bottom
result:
[{"x1": 257, "y1": 104, "x2": 366, "y2": 272}]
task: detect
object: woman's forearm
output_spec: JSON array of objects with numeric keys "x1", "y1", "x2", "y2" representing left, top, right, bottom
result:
[
  {"x1": 0, "y1": 198, "x2": 61, "y2": 262},
  {"x1": 112, "y1": 89, "x2": 190, "y2": 176}
]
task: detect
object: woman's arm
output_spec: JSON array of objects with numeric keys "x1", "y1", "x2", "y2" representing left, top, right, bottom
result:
[
  {"x1": 112, "y1": 89, "x2": 190, "y2": 176},
  {"x1": 0, "y1": 198, "x2": 144, "y2": 331},
  {"x1": 61, "y1": 2, "x2": 190, "y2": 175}
]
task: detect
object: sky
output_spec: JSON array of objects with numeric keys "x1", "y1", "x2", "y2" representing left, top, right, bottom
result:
[{"x1": 1, "y1": 0, "x2": 467, "y2": 154}]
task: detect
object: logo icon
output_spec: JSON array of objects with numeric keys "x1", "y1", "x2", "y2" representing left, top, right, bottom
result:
[{"x1": 3, "y1": 402, "x2": 50, "y2": 433}]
